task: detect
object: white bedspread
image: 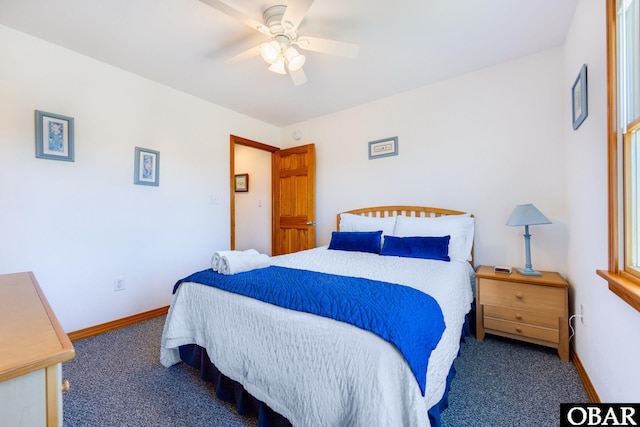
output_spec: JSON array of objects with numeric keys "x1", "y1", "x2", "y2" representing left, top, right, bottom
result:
[{"x1": 160, "y1": 246, "x2": 473, "y2": 427}]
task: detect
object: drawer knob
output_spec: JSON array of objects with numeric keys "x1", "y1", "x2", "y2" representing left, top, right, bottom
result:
[
  {"x1": 515, "y1": 313, "x2": 523, "y2": 320},
  {"x1": 515, "y1": 293, "x2": 524, "y2": 300},
  {"x1": 515, "y1": 327, "x2": 523, "y2": 333},
  {"x1": 61, "y1": 380, "x2": 70, "y2": 393}
]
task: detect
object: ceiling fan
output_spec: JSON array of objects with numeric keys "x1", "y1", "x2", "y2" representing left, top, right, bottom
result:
[{"x1": 199, "y1": 0, "x2": 359, "y2": 86}]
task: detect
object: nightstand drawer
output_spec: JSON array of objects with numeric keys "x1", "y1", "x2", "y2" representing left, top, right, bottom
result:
[
  {"x1": 483, "y1": 305, "x2": 558, "y2": 329},
  {"x1": 484, "y1": 317, "x2": 559, "y2": 343},
  {"x1": 479, "y1": 279, "x2": 565, "y2": 316}
]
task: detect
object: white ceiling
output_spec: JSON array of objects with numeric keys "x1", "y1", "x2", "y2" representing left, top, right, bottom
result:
[{"x1": 0, "y1": 0, "x2": 577, "y2": 127}]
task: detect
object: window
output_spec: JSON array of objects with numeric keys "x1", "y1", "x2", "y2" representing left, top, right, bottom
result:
[{"x1": 599, "y1": 0, "x2": 640, "y2": 311}]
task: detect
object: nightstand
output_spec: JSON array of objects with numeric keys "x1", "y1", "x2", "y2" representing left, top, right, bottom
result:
[{"x1": 475, "y1": 265, "x2": 569, "y2": 361}]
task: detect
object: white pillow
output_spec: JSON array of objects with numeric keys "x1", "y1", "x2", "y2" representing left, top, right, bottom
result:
[
  {"x1": 393, "y1": 214, "x2": 474, "y2": 262},
  {"x1": 339, "y1": 213, "x2": 397, "y2": 237}
]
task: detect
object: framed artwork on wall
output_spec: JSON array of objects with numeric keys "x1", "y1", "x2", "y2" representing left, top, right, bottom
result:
[
  {"x1": 368, "y1": 136, "x2": 398, "y2": 159},
  {"x1": 134, "y1": 147, "x2": 160, "y2": 186},
  {"x1": 572, "y1": 64, "x2": 588, "y2": 130},
  {"x1": 35, "y1": 110, "x2": 75, "y2": 162},
  {"x1": 235, "y1": 173, "x2": 249, "y2": 192}
]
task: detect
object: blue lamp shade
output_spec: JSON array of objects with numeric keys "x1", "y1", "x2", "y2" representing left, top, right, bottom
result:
[{"x1": 506, "y1": 204, "x2": 551, "y2": 276}]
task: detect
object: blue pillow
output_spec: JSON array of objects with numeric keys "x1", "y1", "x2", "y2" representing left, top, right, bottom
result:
[
  {"x1": 380, "y1": 235, "x2": 450, "y2": 261},
  {"x1": 328, "y1": 231, "x2": 382, "y2": 254}
]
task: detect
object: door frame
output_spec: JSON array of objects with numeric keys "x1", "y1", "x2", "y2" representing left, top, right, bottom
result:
[{"x1": 229, "y1": 135, "x2": 279, "y2": 250}]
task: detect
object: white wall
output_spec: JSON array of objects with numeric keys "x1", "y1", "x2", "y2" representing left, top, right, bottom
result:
[
  {"x1": 234, "y1": 145, "x2": 272, "y2": 255},
  {"x1": 564, "y1": 0, "x2": 640, "y2": 401},
  {"x1": 282, "y1": 48, "x2": 568, "y2": 274},
  {"x1": 0, "y1": 25, "x2": 280, "y2": 332}
]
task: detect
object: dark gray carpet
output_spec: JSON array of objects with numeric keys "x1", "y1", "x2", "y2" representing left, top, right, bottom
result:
[
  {"x1": 62, "y1": 316, "x2": 587, "y2": 426},
  {"x1": 62, "y1": 316, "x2": 257, "y2": 427},
  {"x1": 440, "y1": 334, "x2": 588, "y2": 427}
]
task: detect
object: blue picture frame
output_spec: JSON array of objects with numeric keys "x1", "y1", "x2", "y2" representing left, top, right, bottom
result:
[
  {"x1": 35, "y1": 110, "x2": 75, "y2": 162},
  {"x1": 134, "y1": 147, "x2": 160, "y2": 186},
  {"x1": 572, "y1": 64, "x2": 588, "y2": 130},
  {"x1": 368, "y1": 136, "x2": 398, "y2": 159}
]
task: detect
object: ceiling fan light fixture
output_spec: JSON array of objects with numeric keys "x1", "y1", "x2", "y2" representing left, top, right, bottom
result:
[
  {"x1": 285, "y1": 46, "x2": 305, "y2": 71},
  {"x1": 268, "y1": 58, "x2": 287, "y2": 75},
  {"x1": 198, "y1": 0, "x2": 360, "y2": 86},
  {"x1": 260, "y1": 41, "x2": 280, "y2": 64}
]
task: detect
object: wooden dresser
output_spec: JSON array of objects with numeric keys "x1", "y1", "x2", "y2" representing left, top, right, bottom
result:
[
  {"x1": 0, "y1": 272, "x2": 75, "y2": 426},
  {"x1": 475, "y1": 265, "x2": 569, "y2": 361}
]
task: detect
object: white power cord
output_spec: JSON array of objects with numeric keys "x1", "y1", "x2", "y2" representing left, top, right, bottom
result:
[{"x1": 568, "y1": 314, "x2": 583, "y2": 341}]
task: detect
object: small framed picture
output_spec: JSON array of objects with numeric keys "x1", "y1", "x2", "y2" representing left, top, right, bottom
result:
[
  {"x1": 572, "y1": 64, "x2": 588, "y2": 130},
  {"x1": 134, "y1": 147, "x2": 160, "y2": 186},
  {"x1": 368, "y1": 136, "x2": 398, "y2": 159},
  {"x1": 235, "y1": 173, "x2": 249, "y2": 192},
  {"x1": 35, "y1": 110, "x2": 75, "y2": 162}
]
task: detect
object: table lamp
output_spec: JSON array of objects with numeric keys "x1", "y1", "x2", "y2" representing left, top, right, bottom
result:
[{"x1": 506, "y1": 204, "x2": 551, "y2": 276}]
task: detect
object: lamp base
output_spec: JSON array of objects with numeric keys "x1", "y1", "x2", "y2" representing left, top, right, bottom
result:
[{"x1": 517, "y1": 267, "x2": 542, "y2": 276}]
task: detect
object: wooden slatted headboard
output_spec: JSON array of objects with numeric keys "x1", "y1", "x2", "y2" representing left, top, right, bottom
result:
[
  {"x1": 337, "y1": 205, "x2": 474, "y2": 264},
  {"x1": 336, "y1": 205, "x2": 468, "y2": 228}
]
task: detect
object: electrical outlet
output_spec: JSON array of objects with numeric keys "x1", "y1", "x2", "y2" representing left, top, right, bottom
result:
[
  {"x1": 114, "y1": 277, "x2": 125, "y2": 292},
  {"x1": 580, "y1": 303, "x2": 584, "y2": 325}
]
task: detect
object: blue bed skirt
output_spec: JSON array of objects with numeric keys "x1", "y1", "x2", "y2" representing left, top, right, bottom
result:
[
  {"x1": 178, "y1": 307, "x2": 473, "y2": 427},
  {"x1": 179, "y1": 344, "x2": 290, "y2": 427}
]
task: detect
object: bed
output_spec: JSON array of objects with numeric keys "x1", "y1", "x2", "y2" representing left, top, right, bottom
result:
[{"x1": 160, "y1": 206, "x2": 475, "y2": 427}]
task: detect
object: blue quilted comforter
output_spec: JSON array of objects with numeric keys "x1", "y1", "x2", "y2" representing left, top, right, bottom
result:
[{"x1": 174, "y1": 266, "x2": 445, "y2": 395}]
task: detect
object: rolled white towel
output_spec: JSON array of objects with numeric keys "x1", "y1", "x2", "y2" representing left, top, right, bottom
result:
[
  {"x1": 219, "y1": 252, "x2": 271, "y2": 275},
  {"x1": 211, "y1": 249, "x2": 258, "y2": 271}
]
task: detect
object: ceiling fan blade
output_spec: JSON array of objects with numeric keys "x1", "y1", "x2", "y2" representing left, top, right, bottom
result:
[
  {"x1": 226, "y1": 45, "x2": 261, "y2": 64},
  {"x1": 199, "y1": 0, "x2": 270, "y2": 35},
  {"x1": 290, "y1": 68, "x2": 308, "y2": 86},
  {"x1": 281, "y1": 0, "x2": 315, "y2": 32},
  {"x1": 296, "y1": 36, "x2": 359, "y2": 58}
]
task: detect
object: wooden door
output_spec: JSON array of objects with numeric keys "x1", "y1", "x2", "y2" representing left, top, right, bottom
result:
[{"x1": 272, "y1": 144, "x2": 316, "y2": 255}]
